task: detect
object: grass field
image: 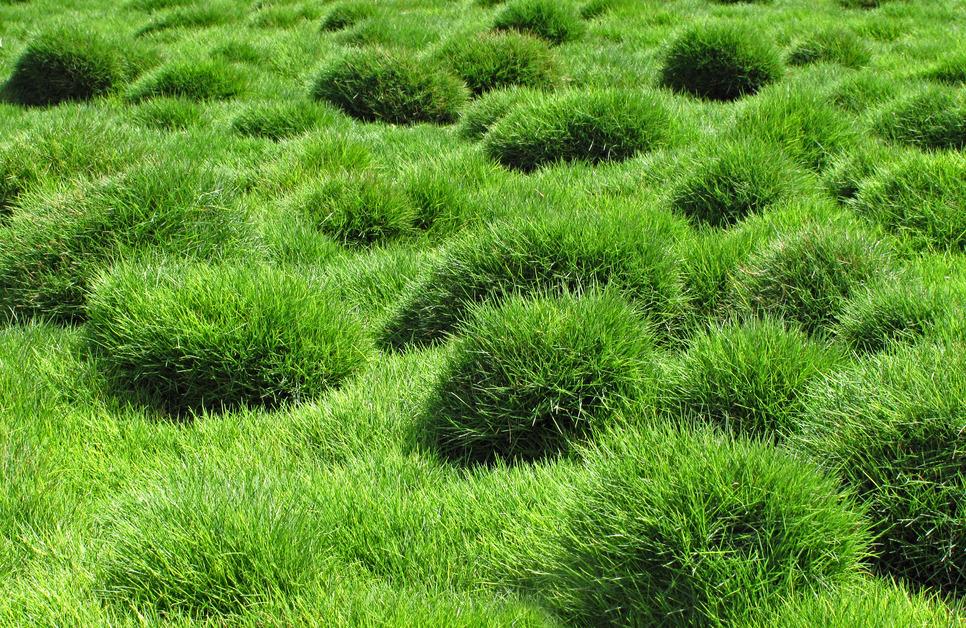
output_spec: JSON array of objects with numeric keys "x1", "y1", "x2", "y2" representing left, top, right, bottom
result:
[{"x1": 0, "y1": 0, "x2": 964, "y2": 624}]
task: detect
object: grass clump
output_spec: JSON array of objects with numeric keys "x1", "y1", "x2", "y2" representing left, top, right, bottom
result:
[
  {"x1": 381, "y1": 208, "x2": 685, "y2": 349},
  {"x1": 128, "y1": 97, "x2": 204, "y2": 131},
  {"x1": 925, "y1": 52, "x2": 966, "y2": 86},
  {"x1": 0, "y1": 162, "x2": 246, "y2": 323},
  {"x1": 492, "y1": 0, "x2": 584, "y2": 46},
  {"x1": 424, "y1": 291, "x2": 654, "y2": 465},
  {"x1": 669, "y1": 139, "x2": 804, "y2": 228},
  {"x1": 733, "y1": 86, "x2": 857, "y2": 170},
  {"x1": 662, "y1": 318, "x2": 840, "y2": 438},
  {"x1": 659, "y1": 23, "x2": 783, "y2": 101},
  {"x1": 5, "y1": 28, "x2": 127, "y2": 106},
  {"x1": 733, "y1": 220, "x2": 894, "y2": 334},
  {"x1": 852, "y1": 150, "x2": 966, "y2": 251},
  {"x1": 311, "y1": 49, "x2": 466, "y2": 125},
  {"x1": 443, "y1": 32, "x2": 558, "y2": 95},
  {"x1": 458, "y1": 86, "x2": 534, "y2": 140},
  {"x1": 872, "y1": 86, "x2": 966, "y2": 151},
  {"x1": 231, "y1": 101, "x2": 336, "y2": 140},
  {"x1": 483, "y1": 89, "x2": 671, "y2": 171},
  {"x1": 320, "y1": 2, "x2": 373, "y2": 32},
  {"x1": 294, "y1": 172, "x2": 417, "y2": 247},
  {"x1": 128, "y1": 59, "x2": 245, "y2": 101},
  {"x1": 536, "y1": 424, "x2": 870, "y2": 626},
  {"x1": 86, "y1": 261, "x2": 371, "y2": 416},
  {"x1": 788, "y1": 28, "x2": 871, "y2": 68},
  {"x1": 792, "y1": 342, "x2": 966, "y2": 594}
]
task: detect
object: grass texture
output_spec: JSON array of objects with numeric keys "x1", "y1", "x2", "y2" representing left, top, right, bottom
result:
[
  {"x1": 492, "y1": 0, "x2": 584, "y2": 45},
  {"x1": 443, "y1": 32, "x2": 558, "y2": 95}
]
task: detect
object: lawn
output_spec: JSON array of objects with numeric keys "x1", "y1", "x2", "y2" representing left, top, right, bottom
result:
[{"x1": 0, "y1": 0, "x2": 963, "y2": 624}]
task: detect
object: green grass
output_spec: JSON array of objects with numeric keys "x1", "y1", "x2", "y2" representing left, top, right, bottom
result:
[{"x1": 1, "y1": 0, "x2": 964, "y2": 623}]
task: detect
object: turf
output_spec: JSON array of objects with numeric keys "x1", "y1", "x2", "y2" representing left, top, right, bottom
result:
[{"x1": 0, "y1": 0, "x2": 963, "y2": 624}]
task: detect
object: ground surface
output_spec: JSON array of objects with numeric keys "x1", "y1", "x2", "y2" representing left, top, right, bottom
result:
[{"x1": 0, "y1": 0, "x2": 964, "y2": 625}]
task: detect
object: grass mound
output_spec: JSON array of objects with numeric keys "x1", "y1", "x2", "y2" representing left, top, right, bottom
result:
[
  {"x1": 458, "y1": 86, "x2": 534, "y2": 140},
  {"x1": 662, "y1": 318, "x2": 840, "y2": 438},
  {"x1": 925, "y1": 52, "x2": 966, "y2": 85},
  {"x1": 732, "y1": 87, "x2": 856, "y2": 170},
  {"x1": 98, "y1": 463, "x2": 326, "y2": 619},
  {"x1": 5, "y1": 29, "x2": 126, "y2": 106},
  {"x1": 294, "y1": 172, "x2": 417, "y2": 247},
  {"x1": 492, "y1": 0, "x2": 583, "y2": 46},
  {"x1": 311, "y1": 49, "x2": 466, "y2": 124},
  {"x1": 788, "y1": 28, "x2": 870, "y2": 68},
  {"x1": 381, "y1": 208, "x2": 685, "y2": 349},
  {"x1": 443, "y1": 32, "x2": 557, "y2": 95},
  {"x1": 128, "y1": 97, "x2": 204, "y2": 131},
  {"x1": 231, "y1": 101, "x2": 335, "y2": 140},
  {"x1": 539, "y1": 424, "x2": 870, "y2": 625},
  {"x1": 424, "y1": 291, "x2": 654, "y2": 464},
  {"x1": 852, "y1": 150, "x2": 966, "y2": 251},
  {"x1": 320, "y1": 2, "x2": 373, "y2": 31},
  {"x1": 483, "y1": 89, "x2": 671, "y2": 170},
  {"x1": 669, "y1": 139, "x2": 803, "y2": 228},
  {"x1": 732, "y1": 220, "x2": 894, "y2": 334},
  {"x1": 128, "y1": 59, "x2": 245, "y2": 101},
  {"x1": 659, "y1": 23, "x2": 783, "y2": 101},
  {"x1": 86, "y1": 261, "x2": 371, "y2": 416},
  {"x1": 0, "y1": 162, "x2": 246, "y2": 323},
  {"x1": 792, "y1": 342, "x2": 965, "y2": 594},
  {"x1": 767, "y1": 579, "x2": 955, "y2": 627},
  {"x1": 872, "y1": 86, "x2": 966, "y2": 151}
]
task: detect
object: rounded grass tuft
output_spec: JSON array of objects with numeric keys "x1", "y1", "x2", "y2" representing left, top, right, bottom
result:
[
  {"x1": 659, "y1": 23, "x2": 783, "y2": 101},
  {"x1": 483, "y1": 89, "x2": 671, "y2": 171},
  {"x1": 320, "y1": 1, "x2": 373, "y2": 32},
  {"x1": 231, "y1": 101, "x2": 336, "y2": 140},
  {"x1": 381, "y1": 207, "x2": 686, "y2": 349},
  {"x1": 424, "y1": 291, "x2": 654, "y2": 465},
  {"x1": 669, "y1": 139, "x2": 804, "y2": 228},
  {"x1": 5, "y1": 28, "x2": 127, "y2": 106},
  {"x1": 663, "y1": 318, "x2": 841, "y2": 438},
  {"x1": 458, "y1": 86, "x2": 535, "y2": 140},
  {"x1": 792, "y1": 342, "x2": 965, "y2": 594},
  {"x1": 872, "y1": 85, "x2": 966, "y2": 151},
  {"x1": 127, "y1": 59, "x2": 245, "y2": 101},
  {"x1": 443, "y1": 31, "x2": 558, "y2": 95},
  {"x1": 85, "y1": 261, "x2": 371, "y2": 416},
  {"x1": 537, "y1": 424, "x2": 870, "y2": 626},
  {"x1": 311, "y1": 48, "x2": 467, "y2": 125},
  {"x1": 787, "y1": 28, "x2": 870, "y2": 68},
  {"x1": 492, "y1": 0, "x2": 584, "y2": 46}
]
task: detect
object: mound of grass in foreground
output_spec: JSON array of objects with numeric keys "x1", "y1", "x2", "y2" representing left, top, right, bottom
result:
[
  {"x1": 787, "y1": 28, "x2": 870, "y2": 68},
  {"x1": 659, "y1": 23, "x2": 783, "y2": 101},
  {"x1": 85, "y1": 261, "x2": 371, "y2": 416},
  {"x1": 127, "y1": 59, "x2": 246, "y2": 101},
  {"x1": 293, "y1": 172, "x2": 418, "y2": 247},
  {"x1": 662, "y1": 318, "x2": 841, "y2": 438},
  {"x1": 381, "y1": 207, "x2": 686, "y2": 349},
  {"x1": 4, "y1": 28, "x2": 128, "y2": 106},
  {"x1": 851, "y1": 150, "x2": 966, "y2": 251},
  {"x1": 732, "y1": 86, "x2": 857, "y2": 170},
  {"x1": 533, "y1": 424, "x2": 870, "y2": 625},
  {"x1": 442, "y1": 32, "x2": 558, "y2": 95},
  {"x1": 311, "y1": 49, "x2": 467, "y2": 124},
  {"x1": 765, "y1": 579, "x2": 955, "y2": 627},
  {"x1": 668, "y1": 139, "x2": 804, "y2": 228},
  {"x1": 424, "y1": 291, "x2": 654, "y2": 465},
  {"x1": 483, "y1": 89, "x2": 671, "y2": 170},
  {"x1": 0, "y1": 162, "x2": 246, "y2": 324},
  {"x1": 792, "y1": 342, "x2": 965, "y2": 595},
  {"x1": 872, "y1": 85, "x2": 966, "y2": 151},
  {"x1": 732, "y1": 219, "x2": 894, "y2": 334},
  {"x1": 492, "y1": 0, "x2": 584, "y2": 46}
]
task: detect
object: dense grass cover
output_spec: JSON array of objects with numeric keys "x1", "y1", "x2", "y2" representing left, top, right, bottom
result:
[
  {"x1": 128, "y1": 59, "x2": 246, "y2": 101},
  {"x1": 483, "y1": 89, "x2": 671, "y2": 170},
  {"x1": 231, "y1": 101, "x2": 337, "y2": 140},
  {"x1": 458, "y1": 86, "x2": 535, "y2": 140},
  {"x1": 320, "y1": 2, "x2": 373, "y2": 32},
  {"x1": 492, "y1": 0, "x2": 584, "y2": 45},
  {"x1": 792, "y1": 342, "x2": 965, "y2": 594},
  {"x1": 311, "y1": 49, "x2": 466, "y2": 124},
  {"x1": 534, "y1": 425, "x2": 870, "y2": 625},
  {"x1": 86, "y1": 262, "x2": 371, "y2": 415},
  {"x1": 443, "y1": 32, "x2": 558, "y2": 95},
  {"x1": 788, "y1": 28, "x2": 870, "y2": 68},
  {"x1": 659, "y1": 23, "x2": 783, "y2": 101},
  {"x1": 424, "y1": 291, "x2": 654, "y2": 464},
  {"x1": 873, "y1": 85, "x2": 966, "y2": 150},
  {"x1": 5, "y1": 29, "x2": 128, "y2": 106},
  {"x1": 382, "y1": 208, "x2": 685, "y2": 348}
]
